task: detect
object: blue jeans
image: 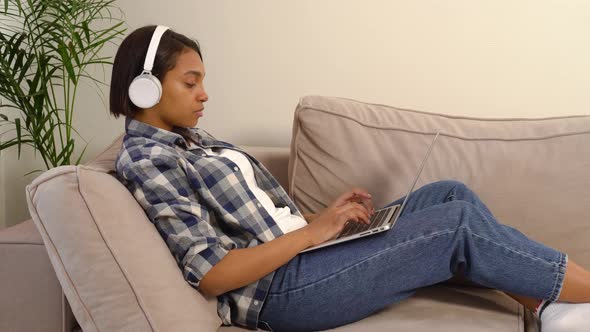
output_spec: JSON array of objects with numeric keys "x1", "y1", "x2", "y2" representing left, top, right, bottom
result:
[{"x1": 257, "y1": 180, "x2": 568, "y2": 331}]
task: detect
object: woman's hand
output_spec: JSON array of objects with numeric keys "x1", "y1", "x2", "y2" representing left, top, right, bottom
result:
[{"x1": 305, "y1": 188, "x2": 375, "y2": 246}]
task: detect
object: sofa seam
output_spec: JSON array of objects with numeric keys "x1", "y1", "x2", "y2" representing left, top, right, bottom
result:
[
  {"x1": 288, "y1": 109, "x2": 302, "y2": 199},
  {"x1": 25, "y1": 183, "x2": 101, "y2": 332},
  {"x1": 306, "y1": 95, "x2": 590, "y2": 121},
  {"x1": 299, "y1": 107, "x2": 590, "y2": 142},
  {"x1": 61, "y1": 291, "x2": 67, "y2": 332},
  {"x1": 28, "y1": 167, "x2": 78, "y2": 193},
  {"x1": 76, "y1": 165, "x2": 158, "y2": 332},
  {"x1": 518, "y1": 300, "x2": 523, "y2": 332},
  {"x1": 0, "y1": 242, "x2": 45, "y2": 246}
]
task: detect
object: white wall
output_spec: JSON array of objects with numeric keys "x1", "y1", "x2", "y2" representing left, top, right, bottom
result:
[{"x1": 2, "y1": 0, "x2": 590, "y2": 228}]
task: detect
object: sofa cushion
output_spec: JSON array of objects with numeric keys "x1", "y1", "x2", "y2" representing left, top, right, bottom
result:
[
  {"x1": 25, "y1": 135, "x2": 222, "y2": 332},
  {"x1": 289, "y1": 95, "x2": 590, "y2": 269},
  {"x1": 219, "y1": 284, "x2": 527, "y2": 332}
]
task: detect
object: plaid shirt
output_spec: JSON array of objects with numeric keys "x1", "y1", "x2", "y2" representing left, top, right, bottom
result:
[{"x1": 115, "y1": 117, "x2": 304, "y2": 329}]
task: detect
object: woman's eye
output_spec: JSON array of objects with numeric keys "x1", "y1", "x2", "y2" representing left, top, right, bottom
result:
[{"x1": 185, "y1": 83, "x2": 196, "y2": 88}]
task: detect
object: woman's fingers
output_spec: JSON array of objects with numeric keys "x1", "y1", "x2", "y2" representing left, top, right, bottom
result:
[
  {"x1": 366, "y1": 197, "x2": 375, "y2": 214},
  {"x1": 351, "y1": 187, "x2": 372, "y2": 198},
  {"x1": 356, "y1": 196, "x2": 375, "y2": 216},
  {"x1": 340, "y1": 202, "x2": 370, "y2": 224},
  {"x1": 332, "y1": 191, "x2": 357, "y2": 207},
  {"x1": 348, "y1": 193, "x2": 375, "y2": 218},
  {"x1": 332, "y1": 187, "x2": 373, "y2": 209}
]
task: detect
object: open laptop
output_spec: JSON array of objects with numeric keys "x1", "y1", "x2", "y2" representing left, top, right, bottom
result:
[{"x1": 300, "y1": 132, "x2": 440, "y2": 253}]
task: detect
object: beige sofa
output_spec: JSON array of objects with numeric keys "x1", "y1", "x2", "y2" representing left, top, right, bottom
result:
[{"x1": 2, "y1": 95, "x2": 590, "y2": 331}]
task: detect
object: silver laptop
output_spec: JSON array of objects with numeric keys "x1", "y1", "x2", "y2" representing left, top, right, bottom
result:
[{"x1": 300, "y1": 132, "x2": 440, "y2": 253}]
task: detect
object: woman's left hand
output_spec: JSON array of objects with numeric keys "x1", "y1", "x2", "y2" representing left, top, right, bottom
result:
[
  {"x1": 332, "y1": 187, "x2": 375, "y2": 217},
  {"x1": 306, "y1": 187, "x2": 376, "y2": 225}
]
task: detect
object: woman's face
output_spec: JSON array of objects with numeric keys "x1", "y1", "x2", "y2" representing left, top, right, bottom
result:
[{"x1": 137, "y1": 48, "x2": 209, "y2": 131}]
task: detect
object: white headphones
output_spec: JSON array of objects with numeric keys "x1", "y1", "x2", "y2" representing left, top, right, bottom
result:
[{"x1": 128, "y1": 25, "x2": 170, "y2": 109}]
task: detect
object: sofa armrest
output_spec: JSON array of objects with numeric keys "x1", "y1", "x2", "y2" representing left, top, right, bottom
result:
[{"x1": 0, "y1": 219, "x2": 78, "y2": 332}]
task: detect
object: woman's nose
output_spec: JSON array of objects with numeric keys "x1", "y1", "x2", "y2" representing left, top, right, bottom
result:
[{"x1": 200, "y1": 89, "x2": 209, "y2": 102}]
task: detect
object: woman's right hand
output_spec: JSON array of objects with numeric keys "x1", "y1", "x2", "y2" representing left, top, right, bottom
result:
[{"x1": 305, "y1": 189, "x2": 374, "y2": 247}]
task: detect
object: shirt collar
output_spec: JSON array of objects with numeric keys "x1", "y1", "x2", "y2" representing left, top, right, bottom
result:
[
  {"x1": 124, "y1": 117, "x2": 205, "y2": 148},
  {"x1": 124, "y1": 117, "x2": 236, "y2": 150}
]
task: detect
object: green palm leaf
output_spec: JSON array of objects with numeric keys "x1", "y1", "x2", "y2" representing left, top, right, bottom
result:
[{"x1": 0, "y1": 0, "x2": 126, "y2": 173}]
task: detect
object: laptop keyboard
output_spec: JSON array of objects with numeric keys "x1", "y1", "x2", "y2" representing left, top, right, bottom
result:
[{"x1": 337, "y1": 205, "x2": 398, "y2": 238}]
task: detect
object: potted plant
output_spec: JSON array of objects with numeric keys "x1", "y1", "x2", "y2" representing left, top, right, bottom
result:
[{"x1": 0, "y1": 0, "x2": 126, "y2": 175}]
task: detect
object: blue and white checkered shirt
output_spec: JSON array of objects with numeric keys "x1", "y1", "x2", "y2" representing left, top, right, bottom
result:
[{"x1": 115, "y1": 117, "x2": 303, "y2": 329}]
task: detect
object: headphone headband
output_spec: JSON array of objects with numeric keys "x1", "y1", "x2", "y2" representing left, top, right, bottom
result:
[
  {"x1": 143, "y1": 25, "x2": 169, "y2": 72},
  {"x1": 128, "y1": 25, "x2": 169, "y2": 109}
]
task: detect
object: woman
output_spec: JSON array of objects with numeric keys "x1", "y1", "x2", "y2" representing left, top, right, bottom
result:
[{"x1": 111, "y1": 25, "x2": 590, "y2": 331}]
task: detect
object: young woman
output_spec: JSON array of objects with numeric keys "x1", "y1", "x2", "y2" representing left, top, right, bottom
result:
[{"x1": 111, "y1": 25, "x2": 590, "y2": 332}]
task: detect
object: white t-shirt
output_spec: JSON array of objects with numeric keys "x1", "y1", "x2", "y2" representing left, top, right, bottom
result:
[{"x1": 187, "y1": 141, "x2": 308, "y2": 234}]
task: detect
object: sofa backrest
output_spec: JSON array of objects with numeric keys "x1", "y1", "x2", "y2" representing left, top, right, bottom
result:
[
  {"x1": 289, "y1": 95, "x2": 590, "y2": 268},
  {"x1": 27, "y1": 95, "x2": 590, "y2": 331}
]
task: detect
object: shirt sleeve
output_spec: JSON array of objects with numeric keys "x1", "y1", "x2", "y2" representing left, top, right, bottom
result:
[{"x1": 118, "y1": 149, "x2": 230, "y2": 289}]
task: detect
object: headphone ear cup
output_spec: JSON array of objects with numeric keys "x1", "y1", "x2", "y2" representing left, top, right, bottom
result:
[{"x1": 128, "y1": 73, "x2": 163, "y2": 109}]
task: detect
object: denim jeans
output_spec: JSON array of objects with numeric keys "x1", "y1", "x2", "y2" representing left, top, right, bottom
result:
[{"x1": 257, "y1": 180, "x2": 568, "y2": 331}]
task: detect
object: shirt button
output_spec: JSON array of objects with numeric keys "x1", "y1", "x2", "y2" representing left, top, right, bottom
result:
[
  {"x1": 257, "y1": 203, "x2": 262, "y2": 208},
  {"x1": 233, "y1": 166, "x2": 239, "y2": 171},
  {"x1": 254, "y1": 300, "x2": 259, "y2": 306}
]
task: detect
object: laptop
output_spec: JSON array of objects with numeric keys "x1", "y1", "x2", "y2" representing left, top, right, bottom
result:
[{"x1": 300, "y1": 132, "x2": 440, "y2": 253}]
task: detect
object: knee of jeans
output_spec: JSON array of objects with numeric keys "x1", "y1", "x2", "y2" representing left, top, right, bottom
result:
[
  {"x1": 431, "y1": 179, "x2": 467, "y2": 195},
  {"x1": 441, "y1": 200, "x2": 480, "y2": 228}
]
